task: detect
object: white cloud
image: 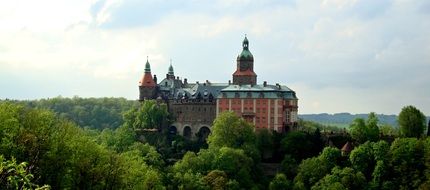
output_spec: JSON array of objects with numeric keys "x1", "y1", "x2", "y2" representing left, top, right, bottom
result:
[
  {"x1": 95, "y1": 0, "x2": 123, "y2": 25},
  {"x1": 0, "y1": 0, "x2": 429, "y2": 115}
]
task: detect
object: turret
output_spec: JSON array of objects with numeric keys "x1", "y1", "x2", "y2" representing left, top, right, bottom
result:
[
  {"x1": 139, "y1": 57, "x2": 156, "y2": 101},
  {"x1": 167, "y1": 60, "x2": 175, "y2": 79},
  {"x1": 232, "y1": 35, "x2": 257, "y2": 85}
]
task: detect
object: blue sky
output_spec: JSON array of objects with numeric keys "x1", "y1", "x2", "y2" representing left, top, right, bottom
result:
[{"x1": 0, "y1": 0, "x2": 429, "y2": 115}]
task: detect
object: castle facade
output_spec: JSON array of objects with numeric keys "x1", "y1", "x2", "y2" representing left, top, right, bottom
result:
[{"x1": 138, "y1": 37, "x2": 298, "y2": 139}]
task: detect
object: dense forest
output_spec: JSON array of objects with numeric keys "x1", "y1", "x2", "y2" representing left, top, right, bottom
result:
[{"x1": 1, "y1": 98, "x2": 429, "y2": 189}]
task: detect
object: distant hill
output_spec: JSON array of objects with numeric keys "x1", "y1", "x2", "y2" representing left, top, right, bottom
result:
[{"x1": 299, "y1": 113, "x2": 399, "y2": 127}]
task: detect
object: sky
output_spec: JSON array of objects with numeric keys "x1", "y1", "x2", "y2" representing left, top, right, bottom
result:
[{"x1": 0, "y1": 0, "x2": 429, "y2": 115}]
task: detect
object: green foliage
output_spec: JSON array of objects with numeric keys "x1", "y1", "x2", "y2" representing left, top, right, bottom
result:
[
  {"x1": 280, "y1": 131, "x2": 317, "y2": 161},
  {"x1": 207, "y1": 111, "x2": 259, "y2": 160},
  {"x1": 98, "y1": 125, "x2": 136, "y2": 152},
  {"x1": 123, "y1": 100, "x2": 170, "y2": 131},
  {"x1": 398, "y1": 105, "x2": 426, "y2": 138},
  {"x1": 213, "y1": 147, "x2": 254, "y2": 186},
  {"x1": 0, "y1": 102, "x2": 165, "y2": 189},
  {"x1": 349, "y1": 112, "x2": 380, "y2": 144},
  {"x1": 281, "y1": 154, "x2": 298, "y2": 179},
  {"x1": 269, "y1": 173, "x2": 292, "y2": 190},
  {"x1": 298, "y1": 119, "x2": 343, "y2": 132},
  {"x1": 379, "y1": 124, "x2": 399, "y2": 137},
  {"x1": 19, "y1": 96, "x2": 136, "y2": 130},
  {"x1": 294, "y1": 147, "x2": 341, "y2": 189},
  {"x1": 0, "y1": 155, "x2": 50, "y2": 190},
  {"x1": 311, "y1": 167, "x2": 366, "y2": 190},
  {"x1": 3, "y1": 100, "x2": 430, "y2": 189},
  {"x1": 389, "y1": 138, "x2": 427, "y2": 189},
  {"x1": 257, "y1": 128, "x2": 274, "y2": 160},
  {"x1": 172, "y1": 147, "x2": 257, "y2": 189},
  {"x1": 170, "y1": 112, "x2": 264, "y2": 189},
  {"x1": 174, "y1": 171, "x2": 207, "y2": 190},
  {"x1": 349, "y1": 142, "x2": 375, "y2": 180}
]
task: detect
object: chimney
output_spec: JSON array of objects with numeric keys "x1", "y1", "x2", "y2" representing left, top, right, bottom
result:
[
  {"x1": 153, "y1": 75, "x2": 157, "y2": 84},
  {"x1": 166, "y1": 74, "x2": 169, "y2": 79},
  {"x1": 196, "y1": 81, "x2": 199, "y2": 85},
  {"x1": 177, "y1": 76, "x2": 179, "y2": 80},
  {"x1": 263, "y1": 81, "x2": 267, "y2": 87},
  {"x1": 184, "y1": 78, "x2": 188, "y2": 85},
  {"x1": 228, "y1": 80, "x2": 231, "y2": 85}
]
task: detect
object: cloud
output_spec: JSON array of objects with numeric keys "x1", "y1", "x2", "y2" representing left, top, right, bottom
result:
[{"x1": 0, "y1": 0, "x2": 429, "y2": 115}]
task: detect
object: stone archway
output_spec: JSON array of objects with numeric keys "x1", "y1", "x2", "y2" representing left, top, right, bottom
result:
[
  {"x1": 197, "y1": 126, "x2": 211, "y2": 142},
  {"x1": 183, "y1": 126, "x2": 192, "y2": 139}
]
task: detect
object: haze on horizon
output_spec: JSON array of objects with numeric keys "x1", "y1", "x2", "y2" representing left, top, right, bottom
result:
[{"x1": 0, "y1": 0, "x2": 429, "y2": 115}]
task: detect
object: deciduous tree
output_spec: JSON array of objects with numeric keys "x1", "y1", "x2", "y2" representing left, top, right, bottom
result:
[{"x1": 398, "y1": 105, "x2": 426, "y2": 138}]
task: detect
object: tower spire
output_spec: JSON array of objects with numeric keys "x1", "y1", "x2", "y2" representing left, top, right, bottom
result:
[
  {"x1": 145, "y1": 56, "x2": 151, "y2": 73},
  {"x1": 243, "y1": 34, "x2": 249, "y2": 50},
  {"x1": 233, "y1": 35, "x2": 257, "y2": 85},
  {"x1": 168, "y1": 59, "x2": 174, "y2": 76}
]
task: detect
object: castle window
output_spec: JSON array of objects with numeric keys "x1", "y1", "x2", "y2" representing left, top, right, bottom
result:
[
  {"x1": 247, "y1": 92, "x2": 252, "y2": 98},
  {"x1": 259, "y1": 92, "x2": 264, "y2": 98},
  {"x1": 235, "y1": 92, "x2": 240, "y2": 98}
]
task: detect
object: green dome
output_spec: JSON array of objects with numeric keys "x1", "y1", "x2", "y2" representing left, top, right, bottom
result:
[
  {"x1": 145, "y1": 58, "x2": 151, "y2": 73},
  {"x1": 237, "y1": 36, "x2": 253, "y2": 60},
  {"x1": 168, "y1": 64, "x2": 174, "y2": 75}
]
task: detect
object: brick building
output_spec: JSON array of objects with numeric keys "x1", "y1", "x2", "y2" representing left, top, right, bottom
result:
[{"x1": 138, "y1": 37, "x2": 298, "y2": 139}]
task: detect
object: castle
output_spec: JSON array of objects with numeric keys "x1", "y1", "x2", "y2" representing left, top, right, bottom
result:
[{"x1": 138, "y1": 37, "x2": 298, "y2": 139}]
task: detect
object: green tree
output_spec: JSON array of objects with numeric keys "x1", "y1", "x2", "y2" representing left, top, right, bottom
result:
[
  {"x1": 269, "y1": 173, "x2": 292, "y2": 190},
  {"x1": 349, "y1": 113, "x2": 380, "y2": 144},
  {"x1": 281, "y1": 155, "x2": 298, "y2": 179},
  {"x1": 123, "y1": 100, "x2": 169, "y2": 131},
  {"x1": 22, "y1": 97, "x2": 136, "y2": 130},
  {"x1": 207, "y1": 111, "x2": 259, "y2": 160},
  {"x1": 349, "y1": 118, "x2": 367, "y2": 143},
  {"x1": 379, "y1": 124, "x2": 399, "y2": 137},
  {"x1": 349, "y1": 142, "x2": 374, "y2": 180},
  {"x1": 0, "y1": 155, "x2": 50, "y2": 190},
  {"x1": 389, "y1": 138, "x2": 426, "y2": 189},
  {"x1": 366, "y1": 112, "x2": 380, "y2": 141},
  {"x1": 256, "y1": 128, "x2": 274, "y2": 160},
  {"x1": 280, "y1": 132, "x2": 314, "y2": 161},
  {"x1": 213, "y1": 147, "x2": 254, "y2": 187},
  {"x1": 0, "y1": 102, "x2": 165, "y2": 189},
  {"x1": 311, "y1": 167, "x2": 366, "y2": 190},
  {"x1": 398, "y1": 105, "x2": 426, "y2": 138},
  {"x1": 294, "y1": 147, "x2": 341, "y2": 189}
]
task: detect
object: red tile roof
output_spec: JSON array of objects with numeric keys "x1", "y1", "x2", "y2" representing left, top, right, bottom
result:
[{"x1": 139, "y1": 73, "x2": 156, "y2": 87}]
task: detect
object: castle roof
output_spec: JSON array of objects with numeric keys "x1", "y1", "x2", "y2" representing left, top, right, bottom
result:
[
  {"x1": 173, "y1": 83, "x2": 228, "y2": 100},
  {"x1": 341, "y1": 142, "x2": 353, "y2": 153},
  {"x1": 159, "y1": 81, "x2": 297, "y2": 100},
  {"x1": 219, "y1": 84, "x2": 297, "y2": 99},
  {"x1": 139, "y1": 59, "x2": 155, "y2": 87},
  {"x1": 168, "y1": 63, "x2": 174, "y2": 75}
]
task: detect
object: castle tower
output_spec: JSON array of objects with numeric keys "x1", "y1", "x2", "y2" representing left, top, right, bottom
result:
[
  {"x1": 167, "y1": 61, "x2": 175, "y2": 80},
  {"x1": 232, "y1": 36, "x2": 257, "y2": 85},
  {"x1": 139, "y1": 58, "x2": 156, "y2": 101}
]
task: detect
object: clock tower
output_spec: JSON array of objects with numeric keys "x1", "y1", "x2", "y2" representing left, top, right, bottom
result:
[{"x1": 232, "y1": 36, "x2": 257, "y2": 85}]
